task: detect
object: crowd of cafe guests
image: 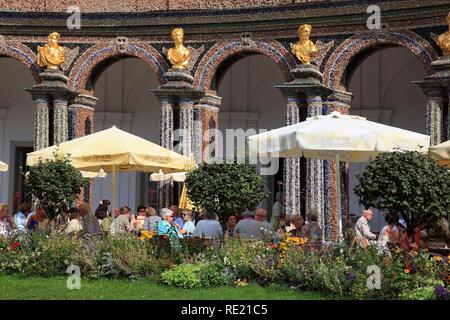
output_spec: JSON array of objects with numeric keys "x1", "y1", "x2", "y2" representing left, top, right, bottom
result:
[
  {"x1": 0, "y1": 193, "x2": 429, "y2": 255},
  {"x1": 0, "y1": 197, "x2": 326, "y2": 244}
]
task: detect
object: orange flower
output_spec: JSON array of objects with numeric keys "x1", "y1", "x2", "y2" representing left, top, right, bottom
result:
[{"x1": 404, "y1": 268, "x2": 410, "y2": 274}]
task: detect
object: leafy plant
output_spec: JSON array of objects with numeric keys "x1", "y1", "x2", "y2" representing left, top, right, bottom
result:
[
  {"x1": 24, "y1": 152, "x2": 86, "y2": 219},
  {"x1": 185, "y1": 162, "x2": 269, "y2": 220},
  {"x1": 354, "y1": 151, "x2": 450, "y2": 234},
  {"x1": 161, "y1": 262, "x2": 230, "y2": 289}
]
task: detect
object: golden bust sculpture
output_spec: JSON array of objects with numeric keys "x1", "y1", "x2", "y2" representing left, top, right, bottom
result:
[
  {"x1": 167, "y1": 28, "x2": 190, "y2": 69},
  {"x1": 291, "y1": 24, "x2": 318, "y2": 64},
  {"x1": 437, "y1": 12, "x2": 450, "y2": 57},
  {"x1": 37, "y1": 32, "x2": 65, "y2": 70}
]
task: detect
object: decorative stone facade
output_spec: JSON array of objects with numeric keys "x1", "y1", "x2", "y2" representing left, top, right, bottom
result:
[{"x1": 2, "y1": 0, "x2": 450, "y2": 240}]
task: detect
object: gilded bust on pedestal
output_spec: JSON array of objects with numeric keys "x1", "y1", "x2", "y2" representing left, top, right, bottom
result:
[
  {"x1": 37, "y1": 32, "x2": 65, "y2": 70},
  {"x1": 291, "y1": 24, "x2": 318, "y2": 65},
  {"x1": 437, "y1": 12, "x2": 450, "y2": 57},
  {"x1": 167, "y1": 28, "x2": 190, "y2": 69}
]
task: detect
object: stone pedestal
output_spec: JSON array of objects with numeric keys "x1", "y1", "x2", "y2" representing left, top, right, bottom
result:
[
  {"x1": 26, "y1": 70, "x2": 77, "y2": 150},
  {"x1": 275, "y1": 64, "x2": 333, "y2": 239},
  {"x1": 414, "y1": 57, "x2": 450, "y2": 145}
]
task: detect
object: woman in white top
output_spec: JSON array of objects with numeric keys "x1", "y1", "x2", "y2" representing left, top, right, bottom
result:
[
  {"x1": 377, "y1": 213, "x2": 399, "y2": 254},
  {"x1": 180, "y1": 209, "x2": 195, "y2": 237},
  {"x1": 65, "y1": 208, "x2": 83, "y2": 236}
]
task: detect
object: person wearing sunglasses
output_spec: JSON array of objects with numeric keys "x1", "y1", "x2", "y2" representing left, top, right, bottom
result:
[
  {"x1": 180, "y1": 209, "x2": 195, "y2": 237},
  {"x1": 157, "y1": 208, "x2": 183, "y2": 240},
  {"x1": 134, "y1": 205, "x2": 147, "y2": 230}
]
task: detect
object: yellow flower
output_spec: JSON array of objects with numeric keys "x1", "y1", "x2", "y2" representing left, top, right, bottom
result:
[
  {"x1": 434, "y1": 256, "x2": 442, "y2": 262},
  {"x1": 404, "y1": 268, "x2": 410, "y2": 274}
]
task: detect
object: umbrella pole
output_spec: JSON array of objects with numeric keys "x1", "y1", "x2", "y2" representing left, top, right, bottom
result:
[
  {"x1": 111, "y1": 165, "x2": 116, "y2": 227},
  {"x1": 335, "y1": 154, "x2": 343, "y2": 242}
]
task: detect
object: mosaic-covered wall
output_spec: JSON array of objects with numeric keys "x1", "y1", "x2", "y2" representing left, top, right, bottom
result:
[{"x1": 1, "y1": 0, "x2": 449, "y2": 240}]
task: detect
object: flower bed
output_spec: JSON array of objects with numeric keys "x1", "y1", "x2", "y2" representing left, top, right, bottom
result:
[{"x1": 0, "y1": 231, "x2": 448, "y2": 300}]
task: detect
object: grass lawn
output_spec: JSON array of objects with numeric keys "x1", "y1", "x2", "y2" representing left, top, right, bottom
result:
[{"x1": 0, "y1": 275, "x2": 333, "y2": 300}]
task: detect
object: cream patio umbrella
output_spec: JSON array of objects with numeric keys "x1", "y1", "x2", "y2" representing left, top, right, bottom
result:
[
  {"x1": 429, "y1": 140, "x2": 450, "y2": 168},
  {"x1": 26, "y1": 126, "x2": 190, "y2": 225},
  {"x1": 248, "y1": 111, "x2": 430, "y2": 239},
  {"x1": 0, "y1": 161, "x2": 8, "y2": 172},
  {"x1": 81, "y1": 169, "x2": 107, "y2": 178}
]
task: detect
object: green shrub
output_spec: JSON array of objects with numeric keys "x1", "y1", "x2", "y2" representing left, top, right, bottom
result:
[
  {"x1": 161, "y1": 263, "x2": 202, "y2": 289},
  {"x1": 220, "y1": 238, "x2": 267, "y2": 280},
  {"x1": 24, "y1": 233, "x2": 93, "y2": 276},
  {"x1": 161, "y1": 262, "x2": 230, "y2": 289},
  {"x1": 400, "y1": 286, "x2": 439, "y2": 300},
  {"x1": 108, "y1": 235, "x2": 170, "y2": 280}
]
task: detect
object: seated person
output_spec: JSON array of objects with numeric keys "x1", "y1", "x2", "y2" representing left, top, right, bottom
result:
[
  {"x1": 377, "y1": 212, "x2": 399, "y2": 254},
  {"x1": 143, "y1": 207, "x2": 161, "y2": 231},
  {"x1": 234, "y1": 210, "x2": 271, "y2": 241},
  {"x1": 288, "y1": 213, "x2": 304, "y2": 238},
  {"x1": 301, "y1": 208, "x2": 323, "y2": 242},
  {"x1": 157, "y1": 208, "x2": 183, "y2": 240},
  {"x1": 180, "y1": 209, "x2": 195, "y2": 237},
  {"x1": 65, "y1": 207, "x2": 83, "y2": 236},
  {"x1": 355, "y1": 209, "x2": 377, "y2": 248},
  {"x1": 193, "y1": 211, "x2": 223, "y2": 240}
]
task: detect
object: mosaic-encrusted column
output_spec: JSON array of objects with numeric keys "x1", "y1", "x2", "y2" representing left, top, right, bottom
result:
[
  {"x1": 324, "y1": 90, "x2": 353, "y2": 242},
  {"x1": 193, "y1": 106, "x2": 203, "y2": 164},
  {"x1": 276, "y1": 64, "x2": 333, "y2": 237},
  {"x1": 414, "y1": 84, "x2": 446, "y2": 146},
  {"x1": 413, "y1": 59, "x2": 450, "y2": 146},
  {"x1": 447, "y1": 90, "x2": 450, "y2": 141},
  {"x1": 159, "y1": 99, "x2": 174, "y2": 150},
  {"x1": 283, "y1": 96, "x2": 301, "y2": 216},
  {"x1": 68, "y1": 94, "x2": 98, "y2": 203},
  {"x1": 33, "y1": 96, "x2": 50, "y2": 150},
  {"x1": 306, "y1": 96, "x2": 324, "y2": 235},
  {"x1": 158, "y1": 98, "x2": 174, "y2": 210},
  {"x1": 151, "y1": 68, "x2": 202, "y2": 211},
  {"x1": 179, "y1": 99, "x2": 194, "y2": 157},
  {"x1": 26, "y1": 70, "x2": 77, "y2": 150},
  {"x1": 53, "y1": 98, "x2": 69, "y2": 145},
  {"x1": 426, "y1": 94, "x2": 444, "y2": 146},
  {"x1": 194, "y1": 94, "x2": 221, "y2": 164},
  {"x1": 68, "y1": 94, "x2": 97, "y2": 140}
]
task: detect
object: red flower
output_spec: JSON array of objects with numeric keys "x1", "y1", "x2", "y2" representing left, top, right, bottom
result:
[
  {"x1": 9, "y1": 241, "x2": 20, "y2": 251},
  {"x1": 243, "y1": 278, "x2": 248, "y2": 283}
]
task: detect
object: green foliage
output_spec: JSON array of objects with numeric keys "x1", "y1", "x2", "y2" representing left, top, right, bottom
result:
[
  {"x1": 400, "y1": 286, "x2": 438, "y2": 300},
  {"x1": 354, "y1": 151, "x2": 450, "y2": 233},
  {"x1": 161, "y1": 262, "x2": 230, "y2": 289},
  {"x1": 1, "y1": 231, "x2": 447, "y2": 299},
  {"x1": 24, "y1": 152, "x2": 85, "y2": 219},
  {"x1": 220, "y1": 238, "x2": 267, "y2": 279},
  {"x1": 185, "y1": 162, "x2": 269, "y2": 219},
  {"x1": 107, "y1": 235, "x2": 170, "y2": 280}
]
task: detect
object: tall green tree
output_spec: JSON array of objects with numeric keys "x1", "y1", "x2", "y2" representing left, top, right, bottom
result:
[
  {"x1": 185, "y1": 162, "x2": 269, "y2": 221},
  {"x1": 25, "y1": 153, "x2": 86, "y2": 220},
  {"x1": 354, "y1": 151, "x2": 450, "y2": 234}
]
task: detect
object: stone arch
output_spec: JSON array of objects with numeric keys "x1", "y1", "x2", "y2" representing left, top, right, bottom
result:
[
  {"x1": 69, "y1": 41, "x2": 170, "y2": 94},
  {"x1": 194, "y1": 40, "x2": 296, "y2": 92},
  {"x1": 0, "y1": 39, "x2": 41, "y2": 82},
  {"x1": 323, "y1": 30, "x2": 438, "y2": 91}
]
